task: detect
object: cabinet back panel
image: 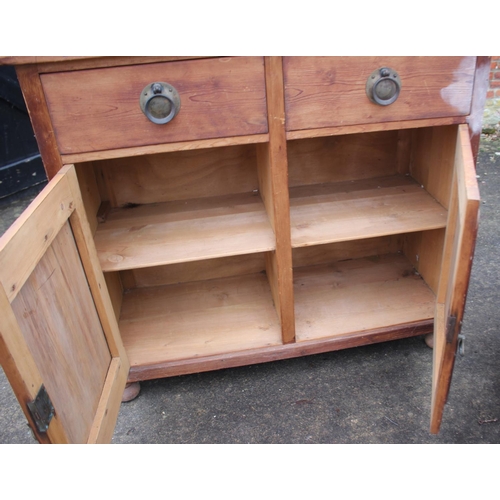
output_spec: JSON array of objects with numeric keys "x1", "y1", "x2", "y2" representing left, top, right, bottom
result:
[
  {"x1": 292, "y1": 236, "x2": 403, "y2": 269},
  {"x1": 120, "y1": 252, "x2": 267, "y2": 289},
  {"x1": 95, "y1": 145, "x2": 260, "y2": 208},
  {"x1": 287, "y1": 131, "x2": 399, "y2": 188},
  {"x1": 293, "y1": 232, "x2": 445, "y2": 296}
]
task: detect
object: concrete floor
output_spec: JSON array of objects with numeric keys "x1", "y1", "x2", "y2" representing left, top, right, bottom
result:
[{"x1": 0, "y1": 134, "x2": 499, "y2": 444}]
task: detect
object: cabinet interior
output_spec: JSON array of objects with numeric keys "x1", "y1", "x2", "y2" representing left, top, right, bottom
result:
[
  {"x1": 74, "y1": 124, "x2": 458, "y2": 376},
  {"x1": 288, "y1": 125, "x2": 456, "y2": 343}
]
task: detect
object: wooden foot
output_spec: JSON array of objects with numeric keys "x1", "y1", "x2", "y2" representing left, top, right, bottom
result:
[
  {"x1": 122, "y1": 382, "x2": 141, "y2": 402},
  {"x1": 424, "y1": 333, "x2": 434, "y2": 349}
]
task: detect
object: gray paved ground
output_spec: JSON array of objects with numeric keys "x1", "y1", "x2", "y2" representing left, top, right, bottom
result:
[{"x1": 0, "y1": 134, "x2": 499, "y2": 444}]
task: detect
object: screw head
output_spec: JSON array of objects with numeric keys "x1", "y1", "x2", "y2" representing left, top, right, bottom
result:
[{"x1": 151, "y1": 83, "x2": 163, "y2": 94}]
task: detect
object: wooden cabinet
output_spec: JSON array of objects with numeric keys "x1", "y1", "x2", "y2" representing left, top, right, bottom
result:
[{"x1": 0, "y1": 56, "x2": 487, "y2": 442}]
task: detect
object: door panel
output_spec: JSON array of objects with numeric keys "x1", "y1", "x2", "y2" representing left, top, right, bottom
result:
[
  {"x1": 0, "y1": 165, "x2": 129, "y2": 443},
  {"x1": 430, "y1": 124, "x2": 480, "y2": 434}
]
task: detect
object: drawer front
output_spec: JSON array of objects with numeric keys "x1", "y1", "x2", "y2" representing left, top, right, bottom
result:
[
  {"x1": 283, "y1": 57, "x2": 476, "y2": 131},
  {"x1": 40, "y1": 57, "x2": 268, "y2": 155}
]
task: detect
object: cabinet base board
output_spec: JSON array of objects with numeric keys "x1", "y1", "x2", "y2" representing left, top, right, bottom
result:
[{"x1": 126, "y1": 319, "x2": 433, "y2": 382}]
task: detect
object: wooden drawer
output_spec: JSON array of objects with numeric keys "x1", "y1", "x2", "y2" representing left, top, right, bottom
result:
[
  {"x1": 40, "y1": 57, "x2": 268, "y2": 155},
  {"x1": 283, "y1": 57, "x2": 476, "y2": 131}
]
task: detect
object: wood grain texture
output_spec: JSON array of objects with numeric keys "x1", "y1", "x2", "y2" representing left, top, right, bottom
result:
[
  {"x1": 294, "y1": 254, "x2": 436, "y2": 342},
  {"x1": 15, "y1": 66, "x2": 63, "y2": 179},
  {"x1": 284, "y1": 57, "x2": 476, "y2": 131},
  {"x1": 430, "y1": 125, "x2": 480, "y2": 434},
  {"x1": 95, "y1": 144, "x2": 260, "y2": 207},
  {"x1": 0, "y1": 165, "x2": 128, "y2": 443},
  {"x1": 65, "y1": 165, "x2": 129, "y2": 363},
  {"x1": 75, "y1": 163, "x2": 101, "y2": 235},
  {"x1": 11, "y1": 222, "x2": 111, "y2": 444},
  {"x1": 4, "y1": 56, "x2": 485, "y2": 435},
  {"x1": 127, "y1": 320, "x2": 433, "y2": 382},
  {"x1": 1, "y1": 56, "x2": 98, "y2": 65},
  {"x1": 120, "y1": 253, "x2": 267, "y2": 289},
  {"x1": 0, "y1": 172, "x2": 74, "y2": 302},
  {"x1": 261, "y1": 56, "x2": 295, "y2": 343},
  {"x1": 410, "y1": 126, "x2": 457, "y2": 209},
  {"x1": 256, "y1": 142, "x2": 275, "y2": 230},
  {"x1": 104, "y1": 272, "x2": 123, "y2": 321},
  {"x1": 403, "y1": 229, "x2": 446, "y2": 295},
  {"x1": 0, "y1": 286, "x2": 70, "y2": 443},
  {"x1": 397, "y1": 130, "x2": 412, "y2": 175},
  {"x1": 1, "y1": 56, "x2": 204, "y2": 72},
  {"x1": 292, "y1": 235, "x2": 403, "y2": 269},
  {"x1": 432, "y1": 303, "x2": 446, "y2": 399},
  {"x1": 120, "y1": 273, "x2": 282, "y2": 368},
  {"x1": 87, "y1": 357, "x2": 128, "y2": 444},
  {"x1": 467, "y1": 57, "x2": 491, "y2": 163},
  {"x1": 41, "y1": 57, "x2": 268, "y2": 154},
  {"x1": 285, "y1": 116, "x2": 466, "y2": 141},
  {"x1": 430, "y1": 190, "x2": 459, "y2": 432},
  {"x1": 287, "y1": 131, "x2": 399, "y2": 188},
  {"x1": 95, "y1": 192, "x2": 276, "y2": 272},
  {"x1": 290, "y1": 175, "x2": 448, "y2": 248},
  {"x1": 61, "y1": 133, "x2": 269, "y2": 165}
]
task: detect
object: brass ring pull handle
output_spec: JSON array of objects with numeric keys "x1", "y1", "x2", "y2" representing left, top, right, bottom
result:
[
  {"x1": 140, "y1": 82, "x2": 181, "y2": 124},
  {"x1": 366, "y1": 67, "x2": 401, "y2": 106}
]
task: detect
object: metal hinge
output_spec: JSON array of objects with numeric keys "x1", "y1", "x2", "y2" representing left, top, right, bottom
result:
[
  {"x1": 458, "y1": 334, "x2": 466, "y2": 356},
  {"x1": 445, "y1": 315, "x2": 458, "y2": 344},
  {"x1": 27, "y1": 385, "x2": 54, "y2": 433}
]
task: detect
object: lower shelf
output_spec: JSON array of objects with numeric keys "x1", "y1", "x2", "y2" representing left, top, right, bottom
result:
[
  {"x1": 294, "y1": 253, "x2": 436, "y2": 342},
  {"x1": 118, "y1": 252, "x2": 436, "y2": 381},
  {"x1": 119, "y1": 272, "x2": 283, "y2": 368}
]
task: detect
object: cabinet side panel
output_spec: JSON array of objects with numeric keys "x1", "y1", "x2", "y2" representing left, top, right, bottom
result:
[
  {"x1": 15, "y1": 65, "x2": 63, "y2": 179},
  {"x1": 403, "y1": 229, "x2": 446, "y2": 295},
  {"x1": 467, "y1": 57, "x2": 490, "y2": 163},
  {"x1": 75, "y1": 162, "x2": 102, "y2": 235},
  {"x1": 11, "y1": 222, "x2": 111, "y2": 444},
  {"x1": 410, "y1": 126, "x2": 457, "y2": 209},
  {"x1": 104, "y1": 272, "x2": 123, "y2": 321}
]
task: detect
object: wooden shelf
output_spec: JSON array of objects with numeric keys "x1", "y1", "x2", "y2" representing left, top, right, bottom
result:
[
  {"x1": 95, "y1": 192, "x2": 276, "y2": 272},
  {"x1": 119, "y1": 273, "x2": 283, "y2": 368},
  {"x1": 294, "y1": 253, "x2": 436, "y2": 342},
  {"x1": 289, "y1": 175, "x2": 448, "y2": 248}
]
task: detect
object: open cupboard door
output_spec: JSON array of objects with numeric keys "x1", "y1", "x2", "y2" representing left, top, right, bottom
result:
[
  {"x1": 430, "y1": 124, "x2": 480, "y2": 434},
  {"x1": 0, "y1": 165, "x2": 129, "y2": 443}
]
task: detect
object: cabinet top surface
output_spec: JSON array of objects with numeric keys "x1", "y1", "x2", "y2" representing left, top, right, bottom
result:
[{"x1": 0, "y1": 56, "x2": 204, "y2": 66}]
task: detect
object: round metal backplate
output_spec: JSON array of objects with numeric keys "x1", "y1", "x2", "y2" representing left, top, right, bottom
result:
[
  {"x1": 140, "y1": 82, "x2": 181, "y2": 124},
  {"x1": 366, "y1": 67, "x2": 401, "y2": 106}
]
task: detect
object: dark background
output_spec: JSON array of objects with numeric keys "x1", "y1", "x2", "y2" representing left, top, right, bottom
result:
[{"x1": 0, "y1": 66, "x2": 47, "y2": 199}]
